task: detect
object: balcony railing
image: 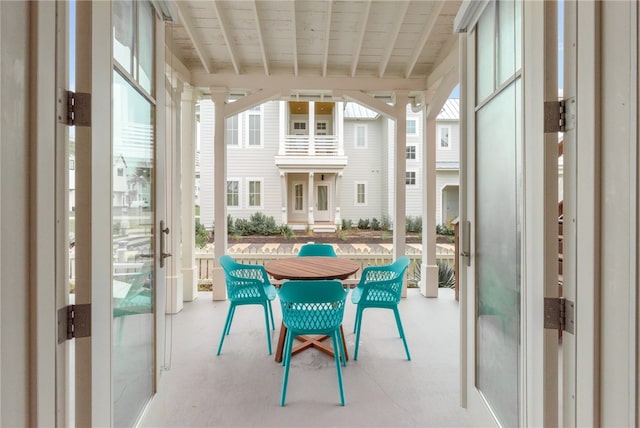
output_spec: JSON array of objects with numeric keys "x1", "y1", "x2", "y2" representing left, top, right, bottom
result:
[{"x1": 282, "y1": 134, "x2": 339, "y2": 156}]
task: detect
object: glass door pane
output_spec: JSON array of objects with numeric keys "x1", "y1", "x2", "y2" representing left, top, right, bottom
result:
[
  {"x1": 476, "y1": 79, "x2": 521, "y2": 428},
  {"x1": 112, "y1": 70, "x2": 155, "y2": 427},
  {"x1": 316, "y1": 184, "x2": 330, "y2": 221}
]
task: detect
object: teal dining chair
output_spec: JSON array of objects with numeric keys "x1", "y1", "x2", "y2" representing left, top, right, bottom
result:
[
  {"x1": 351, "y1": 256, "x2": 411, "y2": 360},
  {"x1": 278, "y1": 280, "x2": 348, "y2": 406},
  {"x1": 297, "y1": 243, "x2": 337, "y2": 257},
  {"x1": 217, "y1": 255, "x2": 276, "y2": 355}
]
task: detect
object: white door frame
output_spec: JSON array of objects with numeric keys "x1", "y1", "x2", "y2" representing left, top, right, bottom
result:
[{"x1": 314, "y1": 181, "x2": 332, "y2": 222}]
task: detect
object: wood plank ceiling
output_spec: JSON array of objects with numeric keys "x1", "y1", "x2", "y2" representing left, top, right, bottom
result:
[{"x1": 165, "y1": 0, "x2": 462, "y2": 101}]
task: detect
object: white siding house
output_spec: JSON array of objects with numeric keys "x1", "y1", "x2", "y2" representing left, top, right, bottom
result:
[{"x1": 199, "y1": 99, "x2": 460, "y2": 231}]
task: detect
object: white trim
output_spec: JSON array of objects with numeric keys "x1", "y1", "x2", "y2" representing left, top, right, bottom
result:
[
  {"x1": 354, "y1": 181, "x2": 368, "y2": 206},
  {"x1": 226, "y1": 177, "x2": 241, "y2": 209},
  {"x1": 246, "y1": 177, "x2": 264, "y2": 209},
  {"x1": 245, "y1": 104, "x2": 263, "y2": 148},
  {"x1": 438, "y1": 125, "x2": 451, "y2": 150},
  {"x1": 355, "y1": 124, "x2": 367, "y2": 148},
  {"x1": 406, "y1": 117, "x2": 418, "y2": 136}
]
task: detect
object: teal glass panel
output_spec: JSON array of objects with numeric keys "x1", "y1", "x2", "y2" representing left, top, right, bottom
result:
[
  {"x1": 476, "y1": 79, "x2": 521, "y2": 428},
  {"x1": 476, "y1": 2, "x2": 495, "y2": 103},
  {"x1": 113, "y1": 0, "x2": 134, "y2": 74},
  {"x1": 112, "y1": 70, "x2": 155, "y2": 428},
  {"x1": 497, "y1": 0, "x2": 516, "y2": 85},
  {"x1": 138, "y1": 1, "x2": 154, "y2": 94}
]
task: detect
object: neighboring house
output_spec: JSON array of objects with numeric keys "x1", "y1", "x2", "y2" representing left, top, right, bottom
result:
[{"x1": 199, "y1": 99, "x2": 460, "y2": 231}]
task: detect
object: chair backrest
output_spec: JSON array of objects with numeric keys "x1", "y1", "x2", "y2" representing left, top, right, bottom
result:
[
  {"x1": 218, "y1": 255, "x2": 270, "y2": 301},
  {"x1": 278, "y1": 280, "x2": 347, "y2": 334},
  {"x1": 297, "y1": 243, "x2": 337, "y2": 257},
  {"x1": 358, "y1": 256, "x2": 410, "y2": 304}
]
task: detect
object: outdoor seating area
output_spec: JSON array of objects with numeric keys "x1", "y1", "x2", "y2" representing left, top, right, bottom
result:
[{"x1": 149, "y1": 283, "x2": 470, "y2": 427}]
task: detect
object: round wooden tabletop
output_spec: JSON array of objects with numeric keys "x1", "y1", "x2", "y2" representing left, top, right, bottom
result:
[{"x1": 265, "y1": 256, "x2": 360, "y2": 281}]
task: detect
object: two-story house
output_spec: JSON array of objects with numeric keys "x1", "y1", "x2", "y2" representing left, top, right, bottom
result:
[{"x1": 198, "y1": 99, "x2": 460, "y2": 231}]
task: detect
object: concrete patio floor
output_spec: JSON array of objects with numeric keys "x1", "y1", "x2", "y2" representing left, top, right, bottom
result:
[{"x1": 147, "y1": 288, "x2": 472, "y2": 427}]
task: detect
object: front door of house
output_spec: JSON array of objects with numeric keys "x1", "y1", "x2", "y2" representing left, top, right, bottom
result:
[{"x1": 315, "y1": 183, "x2": 331, "y2": 222}]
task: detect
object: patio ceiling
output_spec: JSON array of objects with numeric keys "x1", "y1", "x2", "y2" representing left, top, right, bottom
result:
[{"x1": 163, "y1": 0, "x2": 462, "y2": 104}]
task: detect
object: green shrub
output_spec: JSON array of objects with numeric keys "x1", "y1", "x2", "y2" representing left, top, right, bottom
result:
[
  {"x1": 227, "y1": 214, "x2": 234, "y2": 234},
  {"x1": 279, "y1": 224, "x2": 294, "y2": 239},
  {"x1": 233, "y1": 218, "x2": 252, "y2": 236},
  {"x1": 357, "y1": 218, "x2": 370, "y2": 229},
  {"x1": 337, "y1": 229, "x2": 349, "y2": 241},
  {"x1": 436, "y1": 223, "x2": 455, "y2": 236},
  {"x1": 380, "y1": 215, "x2": 391, "y2": 231},
  {"x1": 195, "y1": 220, "x2": 209, "y2": 248},
  {"x1": 370, "y1": 217, "x2": 381, "y2": 230},
  {"x1": 406, "y1": 216, "x2": 422, "y2": 233},
  {"x1": 437, "y1": 261, "x2": 456, "y2": 288},
  {"x1": 341, "y1": 219, "x2": 353, "y2": 230}
]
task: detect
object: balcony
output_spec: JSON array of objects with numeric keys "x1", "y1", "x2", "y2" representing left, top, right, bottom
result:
[
  {"x1": 276, "y1": 134, "x2": 348, "y2": 169},
  {"x1": 148, "y1": 288, "x2": 471, "y2": 426}
]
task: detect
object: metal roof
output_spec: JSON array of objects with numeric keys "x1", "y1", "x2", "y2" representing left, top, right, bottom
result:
[{"x1": 437, "y1": 98, "x2": 459, "y2": 120}]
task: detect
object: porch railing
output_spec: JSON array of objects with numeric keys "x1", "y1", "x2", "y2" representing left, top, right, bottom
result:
[
  {"x1": 195, "y1": 245, "x2": 455, "y2": 287},
  {"x1": 282, "y1": 134, "x2": 339, "y2": 156}
]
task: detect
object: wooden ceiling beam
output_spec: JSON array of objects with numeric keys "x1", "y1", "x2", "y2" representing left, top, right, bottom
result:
[
  {"x1": 176, "y1": 1, "x2": 212, "y2": 74},
  {"x1": 351, "y1": 0, "x2": 371, "y2": 78},
  {"x1": 405, "y1": 0, "x2": 446, "y2": 78},
  {"x1": 251, "y1": 0, "x2": 270, "y2": 76},
  {"x1": 378, "y1": 1, "x2": 410, "y2": 78},
  {"x1": 322, "y1": 0, "x2": 333, "y2": 77},
  {"x1": 211, "y1": 0, "x2": 241, "y2": 75}
]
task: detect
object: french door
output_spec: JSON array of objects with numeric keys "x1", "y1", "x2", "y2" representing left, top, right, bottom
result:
[
  {"x1": 315, "y1": 183, "x2": 331, "y2": 222},
  {"x1": 460, "y1": 0, "x2": 563, "y2": 426},
  {"x1": 56, "y1": 1, "x2": 166, "y2": 426}
]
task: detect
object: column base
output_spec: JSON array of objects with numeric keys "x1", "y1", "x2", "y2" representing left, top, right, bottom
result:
[
  {"x1": 212, "y1": 267, "x2": 227, "y2": 301},
  {"x1": 181, "y1": 266, "x2": 198, "y2": 302},
  {"x1": 165, "y1": 274, "x2": 184, "y2": 314},
  {"x1": 420, "y1": 263, "x2": 439, "y2": 298}
]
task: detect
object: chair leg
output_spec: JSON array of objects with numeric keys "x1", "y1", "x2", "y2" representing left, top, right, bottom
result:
[
  {"x1": 225, "y1": 305, "x2": 237, "y2": 336},
  {"x1": 353, "y1": 307, "x2": 364, "y2": 360},
  {"x1": 217, "y1": 304, "x2": 235, "y2": 355},
  {"x1": 267, "y1": 300, "x2": 275, "y2": 330},
  {"x1": 263, "y1": 303, "x2": 273, "y2": 355},
  {"x1": 393, "y1": 307, "x2": 411, "y2": 361},
  {"x1": 280, "y1": 332, "x2": 295, "y2": 406},
  {"x1": 331, "y1": 331, "x2": 345, "y2": 406}
]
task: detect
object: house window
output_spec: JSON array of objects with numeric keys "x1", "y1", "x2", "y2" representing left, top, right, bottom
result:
[
  {"x1": 355, "y1": 125, "x2": 367, "y2": 148},
  {"x1": 406, "y1": 145, "x2": 416, "y2": 160},
  {"x1": 226, "y1": 115, "x2": 239, "y2": 146},
  {"x1": 406, "y1": 119, "x2": 417, "y2": 135},
  {"x1": 69, "y1": 159, "x2": 75, "y2": 170},
  {"x1": 248, "y1": 106, "x2": 261, "y2": 146},
  {"x1": 294, "y1": 183, "x2": 304, "y2": 211},
  {"x1": 117, "y1": 167, "x2": 124, "y2": 176},
  {"x1": 293, "y1": 122, "x2": 307, "y2": 134},
  {"x1": 405, "y1": 171, "x2": 417, "y2": 186},
  {"x1": 316, "y1": 121, "x2": 327, "y2": 136},
  {"x1": 439, "y1": 126, "x2": 450, "y2": 149},
  {"x1": 355, "y1": 182, "x2": 367, "y2": 205},
  {"x1": 227, "y1": 180, "x2": 239, "y2": 207},
  {"x1": 248, "y1": 179, "x2": 262, "y2": 208}
]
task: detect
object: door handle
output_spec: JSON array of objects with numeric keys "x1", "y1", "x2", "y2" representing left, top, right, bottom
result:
[
  {"x1": 461, "y1": 220, "x2": 471, "y2": 267},
  {"x1": 159, "y1": 220, "x2": 172, "y2": 268}
]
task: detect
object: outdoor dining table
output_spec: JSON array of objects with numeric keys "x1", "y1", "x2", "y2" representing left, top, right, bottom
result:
[{"x1": 264, "y1": 256, "x2": 360, "y2": 363}]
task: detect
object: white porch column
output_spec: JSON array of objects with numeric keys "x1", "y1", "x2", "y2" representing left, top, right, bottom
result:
[
  {"x1": 309, "y1": 101, "x2": 315, "y2": 154},
  {"x1": 308, "y1": 172, "x2": 315, "y2": 226},
  {"x1": 280, "y1": 171, "x2": 288, "y2": 224},
  {"x1": 334, "y1": 172, "x2": 342, "y2": 226},
  {"x1": 394, "y1": 92, "x2": 408, "y2": 296},
  {"x1": 211, "y1": 89, "x2": 228, "y2": 301},
  {"x1": 420, "y1": 115, "x2": 439, "y2": 297},
  {"x1": 336, "y1": 101, "x2": 344, "y2": 155},
  {"x1": 279, "y1": 101, "x2": 286, "y2": 155},
  {"x1": 181, "y1": 85, "x2": 198, "y2": 302},
  {"x1": 166, "y1": 80, "x2": 184, "y2": 314}
]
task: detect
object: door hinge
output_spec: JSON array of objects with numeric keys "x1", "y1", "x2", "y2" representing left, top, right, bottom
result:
[
  {"x1": 544, "y1": 97, "x2": 575, "y2": 133},
  {"x1": 57, "y1": 303, "x2": 91, "y2": 344},
  {"x1": 57, "y1": 88, "x2": 91, "y2": 127},
  {"x1": 544, "y1": 297, "x2": 574, "y2": 334}
]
